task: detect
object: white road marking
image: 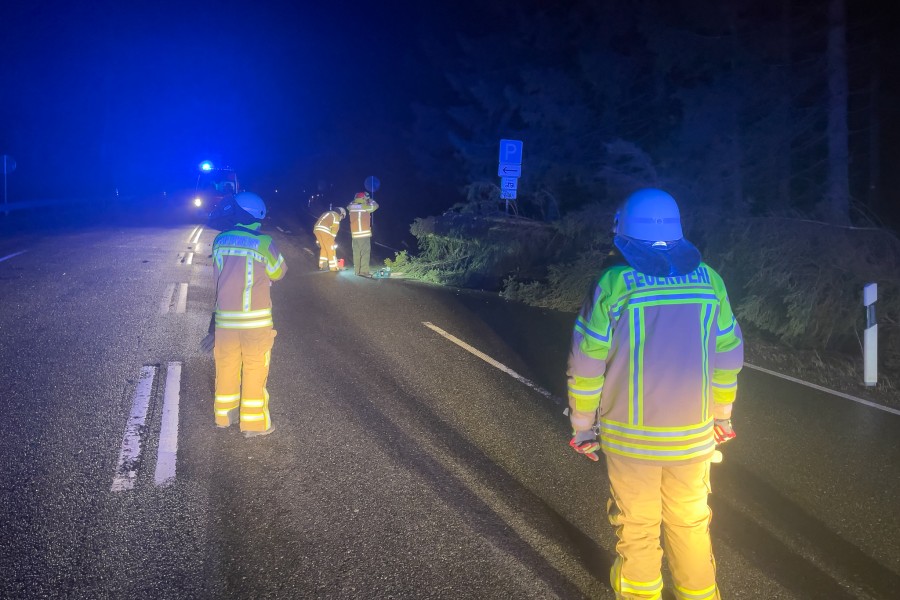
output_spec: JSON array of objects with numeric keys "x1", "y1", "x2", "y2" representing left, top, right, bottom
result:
[
  {"x1": 154, "y1": 362, "x2": 181, "y2": 487},
  {"x1": 160, "y1": 283, "x2": 176, "y2": 314},
  {"x1": 744, "y1": 362, "x2": 900, "y2": 416},
  {"x1": 276, "y1": 226, "x2": 285, "y2": 232},
  {"x1": 0, "y1": 250, "x2": 28, "y2": 263},
  {"x1": 190, "y1": 227, "x2": 203, "y2": 245},
  {"x1": 184, "y1": 252, "x2": 194, "y2": 265},
  {"x1": 175, "y1": 283, "x2": 188, "y2": 313},
  {"x1": 422, "y1": 322, "x2": 558, "y2": 402},
  {"x1": 111, "y1": 366, "x2": 157, "y2": 492},
  {"x1": 187, "y1": 226, "x2": 201, "y2": 244}
]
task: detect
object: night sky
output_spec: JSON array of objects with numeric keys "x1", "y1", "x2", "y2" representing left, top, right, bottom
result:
[
  {"x1": 1, "y1": 0, "x2": 899, "y2": 226},
  {"x1": 0, "y1": 1, "x2": 478, "y2": 201}
]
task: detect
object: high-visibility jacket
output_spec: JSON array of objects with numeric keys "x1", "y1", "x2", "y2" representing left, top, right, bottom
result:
[
  {"x1": 314, "y1": 211, "x2": 342, "y2": 238},
  {"x1": 348, "y1": 200, "x2": 378, "y2": 238},
  {"x1": 212, "y1": 222, "x2": 287, "y2": 330},
  {"x1": 567, "y1": 260, "x2": 743, "y2": 465}
]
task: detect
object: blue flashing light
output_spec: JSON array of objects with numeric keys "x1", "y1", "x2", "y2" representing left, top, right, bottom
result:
[{"x1": 200, "y1": 161, "x2": 214, "y2": 171}]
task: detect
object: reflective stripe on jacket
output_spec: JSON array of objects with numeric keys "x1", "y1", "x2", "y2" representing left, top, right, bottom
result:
[
  {"x1": 348, "y1": 200, "x2": 378, "y2": 238},
  {"x1": 314, "y1": 211, "x2": 341, "y2": 237},
  {"x1": 567, "y1": 261, "x2": 743, "y2": 465},
  {"x1": 212, "y1": 222, "x2": 287, "y2": 329}
]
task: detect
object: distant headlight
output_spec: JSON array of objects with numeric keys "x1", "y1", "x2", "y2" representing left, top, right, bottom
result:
[{"x1": 193, "y1": 197, "x2": 203, "y2": 207}]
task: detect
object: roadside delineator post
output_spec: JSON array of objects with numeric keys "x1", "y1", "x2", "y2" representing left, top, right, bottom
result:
[{"x1": 863, "y1": 282, "x2": 877, "y2": 387}]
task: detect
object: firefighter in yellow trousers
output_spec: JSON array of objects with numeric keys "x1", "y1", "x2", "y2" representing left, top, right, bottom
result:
[
  {"x1": 210, "y1": 192, "x2": 287, "y2": 438},
  {"x1": 314, "y1": 207, "x2": 346, "y2": 271},
  {"x1": 567, "y1": 189, "x2": 743, "y2": 599}
]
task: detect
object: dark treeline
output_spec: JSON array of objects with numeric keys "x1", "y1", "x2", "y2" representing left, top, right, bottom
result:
[{"x1": 408, "y1": 0, "x2": 892, "y2": 228}]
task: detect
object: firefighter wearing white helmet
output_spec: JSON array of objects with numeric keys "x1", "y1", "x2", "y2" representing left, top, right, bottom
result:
[
  {"x1": 209, "y1": 191, "x2": 287, "y2": 438},
  {"x1": 313, "y1": 207, "x2": 346, "y2": 271},
  {"x1": 567, "y1": 188, "x2": 742, "y2": 599}
]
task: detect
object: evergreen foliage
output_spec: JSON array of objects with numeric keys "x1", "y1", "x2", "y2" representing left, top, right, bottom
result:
[{"x1": 392, "y1": 202, "x2": 900, "y2": 373}]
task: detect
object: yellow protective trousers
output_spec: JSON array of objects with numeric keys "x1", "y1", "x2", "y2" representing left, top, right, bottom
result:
[
  {"x1": 315, "y1": 230, "x2": 338, "y2": 270},
  {"x1": 605, "y1": 454, "x2": 720, "y2": 600},
  {"x1": 213, "y1": 327, "x2": 276, "y2": 433}
]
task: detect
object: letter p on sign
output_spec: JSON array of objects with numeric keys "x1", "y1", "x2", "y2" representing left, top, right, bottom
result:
[{"x1": 499, "y1": 139, "x2": 523, "y2": 165}]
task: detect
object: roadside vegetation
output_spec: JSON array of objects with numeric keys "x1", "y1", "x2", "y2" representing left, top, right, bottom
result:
[{"x1": 385, "y1": 195, "x2": 900, "y2": 407}]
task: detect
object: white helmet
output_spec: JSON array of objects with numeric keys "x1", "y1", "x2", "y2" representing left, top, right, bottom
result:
[
  {"x1": 336, "y1": 207, "x2": 347, "y2": 219},
  {"x1": 615, "y1": 188, "x2": 683, "y2": 242},
  {"x1": 234, "y1": 191, "x2": 266, "y2": 220}
]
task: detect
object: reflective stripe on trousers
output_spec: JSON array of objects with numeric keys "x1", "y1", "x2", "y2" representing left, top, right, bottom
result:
[
  {"x1": 605, "y1": 454, "x2": 720, "y2": 600},
  {"x1": 213, "y1": 327, "x2": 276, "y2": 432},
  {"x1": 315, "y1": 230, "x2": 338, "y2": 270}
]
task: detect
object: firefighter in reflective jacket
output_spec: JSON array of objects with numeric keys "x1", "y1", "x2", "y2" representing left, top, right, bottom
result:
[
  {"x1": 347, "y1": 191, "x2": 379, "y2": 277},
  {"x1": 567, "y1": 189, "x2": 743, "y2": 600},
  {"x1": 211, "y1": 192, "x2": 287, "y2": 438},
  {"x1": 314, "y1": 207, "x2": 346, "y2": 271}
]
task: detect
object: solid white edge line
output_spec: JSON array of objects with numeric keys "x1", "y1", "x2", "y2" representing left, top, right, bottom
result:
[
  {"x1": 175, "y1": 283, "x2": 188, "y2": 313},
  {"x1": 744, "y1": 362, "x2": 900, "y2": 416},
  {"x1": 422, "y1": 321, "x2": 558, "y2": 402},
  {"x1": 160, "y1": 283, "x2": 176, "y2": 314},
  {"x1": 422, "y1": 322, "x2": 898, "y2": 417},
  {"x1": 0, "y1": 250, "x2": 28, "y2": 263},
  {"x1": 154, "y1": 362, "x2": 181, "y2": 486},
  {"x1": 111, "y1": 366, "x2": 157, "y2": 492}
]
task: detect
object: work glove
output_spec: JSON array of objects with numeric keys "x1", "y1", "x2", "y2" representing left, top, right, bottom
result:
[
  {"x1": 713, "y1": 419, "x2": 736, "y2": 445},
  {"x1": 200, "y1": 332, "x2": 215, "y2": 354},
  {"x1": 569, "y1": 430, "x2": 600, "y2": 462}
]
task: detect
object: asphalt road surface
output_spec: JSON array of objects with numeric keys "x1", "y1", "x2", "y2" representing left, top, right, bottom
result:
[{"x1": 0, "y1": 203, "x2": 897, "y2": 599}]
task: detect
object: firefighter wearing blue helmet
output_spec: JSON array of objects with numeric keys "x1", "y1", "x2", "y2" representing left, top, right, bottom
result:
[
  {"x1": 208, "y1": 192, "x2": 287, "y2": 438},
  {"x1": 567, "y1": 188, "x2": 743, "y2": 599}
]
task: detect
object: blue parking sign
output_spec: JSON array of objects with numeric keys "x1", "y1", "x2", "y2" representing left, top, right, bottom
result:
[{"x1": 499, "y1": 139, "x2": 523, "y2": 165}]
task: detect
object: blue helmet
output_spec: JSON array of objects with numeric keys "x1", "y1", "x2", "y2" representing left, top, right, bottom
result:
[{"x1": 615, "y1": 188, "x2": 683, "y2": 242}]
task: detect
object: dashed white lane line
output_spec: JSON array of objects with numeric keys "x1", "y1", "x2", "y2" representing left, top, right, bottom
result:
[
  {"x1": 177, "y1": 252, "x2": 194, "y2": 265},
  {"x1": 187, "y1": 226, "x2": 202, "y2": 245},
  {"x1": 160, "y1": 283, "x2": 176, "y2": 314},
  {"x1": 175, "y1": 283, "x2": 188, "y2": 313},
  {"x1": 160, "y1": 283, "x2": 188, "y2": 314},
  {"x1": 154, "y1": 362, "x2": 181, "y2": 487},
  {"x1": 0, "y1": 250, "x2": 28, "y2": 263},
  {"x1": 111, "y1": 366, "x2": 157, "y2": 492},
  {"x1": 423, "y1": 321, "x2": 558, "y2": 403}
]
